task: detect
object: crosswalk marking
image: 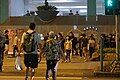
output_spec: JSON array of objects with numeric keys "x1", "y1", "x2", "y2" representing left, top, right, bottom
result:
[{"x1": 0, "y1": 76, "x2": 82, "y2": 79}]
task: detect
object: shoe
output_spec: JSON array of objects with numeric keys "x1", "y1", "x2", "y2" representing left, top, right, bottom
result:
[
  {"x1": 25, "y1": 77, "x2": 28, "y2": 80},
  {"x1": 31, "y1": 76, "x2": 34, "y2": 80},
  {"x1": 0, "y1": 69, "x2": 2, "y2": 72}
]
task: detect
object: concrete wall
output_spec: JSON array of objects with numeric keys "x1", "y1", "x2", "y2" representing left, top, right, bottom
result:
[
  {"x1": 9, "y1": 0, "x2": 25, "y2": 16},
  {"x1": 0, "y1": 0, "x2": 9, "y2": 24}
]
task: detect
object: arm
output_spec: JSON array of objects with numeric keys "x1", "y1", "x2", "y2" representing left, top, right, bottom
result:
[
  {"x1": 38, "y1": 43, "x2": 43, "y2": 62},
  {"x1": 18, "y1": 43, "x2": 23, "y2": 56},
  {"x1": 18, "y1": 33, "x2": 25, "y2": 56}
]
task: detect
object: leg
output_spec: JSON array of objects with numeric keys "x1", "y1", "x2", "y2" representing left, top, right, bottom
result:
[
  {"x1": 13, "y1": 46, "x2": 15, "y2": 57},
  {"x1": 30, "y1": 68, "x2": 35, "y2": 80},
  {"x1": 51, "y1": 61, "x2": 58, "y2": 80},
  {"x1": 79, "y1": 48, "x2": 82, "y2": 57},
  {"x1": 0, "y1": 50, "x2": 2, "y2": 72},
  {"x1": 89, "y1": 47, "x2": 94, "y2": 58},
  {"x1": 65, "y1": 50, "x2": 69, "y2": 62},
  {"x1": 68, "y1": 50, "x2": 71, "y2": 62},
  {"x1": 25, "y1": 67, "x2": 29, "y2": 80},
  {"x1": 4, "y1": 44, "x2": 9, "y2": 55},
  {"x1": 46, "y1": 60, "x2": 51, "y2": 80}
]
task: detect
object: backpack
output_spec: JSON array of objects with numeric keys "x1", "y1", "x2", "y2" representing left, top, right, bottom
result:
[
  {"x1": 0, "y1": 35, "x2": 5, "y2": 49},
  {"x1": 44, "y1": 39, "x2": 61, "y2": 60},
  {"x1": 23, "y1": 32, "x2": 36, "y2": 53}
]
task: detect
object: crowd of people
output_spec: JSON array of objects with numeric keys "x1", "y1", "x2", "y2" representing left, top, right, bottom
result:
[
  {"x1": 43, "y1": 31, "x2": 98, "y2": 62},
  {"x1": 0, "y1": 22, "x2": 118, "y2": 80},
  {"x1": 101, "y1": 34, "x2": 116, "y2": 48}
]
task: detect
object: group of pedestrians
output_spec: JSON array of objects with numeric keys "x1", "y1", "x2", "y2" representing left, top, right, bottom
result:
[
  {"x1": 18, "y1": 23, "x2": 64, "y2": 80},
  {"x1": 0, "y1": 22, "x2": 98, "y2": 80}
]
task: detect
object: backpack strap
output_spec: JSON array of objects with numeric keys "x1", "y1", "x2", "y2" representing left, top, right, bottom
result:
[{"x1": 26, "y1": 31, "x2": 36, "y2": 35}]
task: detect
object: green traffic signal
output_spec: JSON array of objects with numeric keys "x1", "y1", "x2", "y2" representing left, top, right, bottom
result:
[
  {"x1": 107, "y1": 0, "x2": 113, "y2": 7},
  {"x1": 105, "y1": 0, "x2": 119, "y2": 15},
  {"x1": 105, "y1": 0, "x2": 118, "y2": 8}
]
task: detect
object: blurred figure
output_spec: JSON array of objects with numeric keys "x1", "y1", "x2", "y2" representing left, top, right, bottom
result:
[
  {"x1": 4, "y1": 30, "x2": 9, "y2": 55},
  {"x1": 64, "y1": 36, "x2": 72, "y2": 62},
  {"x1": 13, "y1": 33, "x2": 20, "y2": 57},
  {"x1": 88, "y1": 35, "x2": 96, "y2": 58},
  {"x1": 25, "y1": 10, "x2": 30, "y2": 16},
  {"x1": 110, "y1": 34, "x2": 116, "y2": 48},
  {"x1": 81, "y1": 34, "x2": 88, "y2": 61},
  {"x1": 0, "y1": 34, "x2": 5, "y2": 72},
  {"x1": 69, "y1": 10, "x2": 73, "y2": 15},
  {"x1": 78, "y1": 34, "x2": 83, "y2": 58},
  {"x1": 68, "y1": 32, "x2": 78, "y2": 55},
  {"x1": 57, "y1": 33, "x2": 65, "y2": 53},
  {"x1": 19, "y1": 23, "x2": 41, "y2": 80},
  {"x1": 75, "y1": 11, "x2": 79, "y2": 15},
  {"x1": 42, "y1": 31, "x2": 64, "y2": 80}
]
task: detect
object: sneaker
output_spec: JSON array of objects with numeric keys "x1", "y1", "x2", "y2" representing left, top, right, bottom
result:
[
  {"x1": 0, "y1": 69, "x2": 2, "y2": 72},
  {"x1": 30, "y1": 76, "x2": 34, "y2": 80},
  {"x1": 25, "y1": 77, "x2": 28, "y2": 80}
]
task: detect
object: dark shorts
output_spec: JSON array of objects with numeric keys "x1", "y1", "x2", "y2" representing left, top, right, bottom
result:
[{"x1": 24, "y1": 54, "x2": 38, "y2": 68}]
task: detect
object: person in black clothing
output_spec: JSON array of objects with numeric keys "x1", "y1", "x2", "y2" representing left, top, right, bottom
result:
[
  {"x1": 68, "y1": 32, "x2": 78, "y2": 55},
  {"x1": 0, "y1": 35, "x2": 5, "y2": 72},
  {"x1": 4, "y1": 30, "x2": 9, "y2": 55},
  {"x1": 0, "y1": 30, "x2": 6, "y2": 72},
  {"x1": 57, "y1": 33, "x2": 65, "y2": 53},
  {"x1": 78, "y1": 34, "x2": 83, "y2": 58},
  {"x1": 81, "y1": 34, "x2": 88, "y2": 59},
  {"x1": 57, "y1": 33, "x2": 65, "y2": 62},
  {"x1": 69, "y1": 10, "x2": 73, "y2": 15},
  {"x1": 110, "y1": 35, "x2": 116, "y2": 48},
  {"x1": 25, "y1": 10, "x2": 31, "y2": 16},
  {"x1": 88, "y1": 36, "x2": 96, "y2": 58}
]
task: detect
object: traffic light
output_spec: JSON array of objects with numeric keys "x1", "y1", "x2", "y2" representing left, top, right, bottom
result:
[{"x1": 105, "y1": 0, "x2": 119, "y2": 15}]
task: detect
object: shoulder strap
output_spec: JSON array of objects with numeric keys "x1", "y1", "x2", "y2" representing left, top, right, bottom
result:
[{"x1": 26, "y1": 31, "x2": 36, "y2": 35}]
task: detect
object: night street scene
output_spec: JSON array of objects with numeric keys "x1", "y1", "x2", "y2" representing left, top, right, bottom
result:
[{"x1": 0, "y1": 0, "x2": 120, "y2": 80}]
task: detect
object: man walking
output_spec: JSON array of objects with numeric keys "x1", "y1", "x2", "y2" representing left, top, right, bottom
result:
[{"x1": 19, "y1": 23, "x2": 41, "y2": 80}]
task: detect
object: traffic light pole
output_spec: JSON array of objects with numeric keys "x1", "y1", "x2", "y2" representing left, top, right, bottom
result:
[
  {"x1": 115, "y1": 15, "x2": 119, "y2": 61},
  {"x1": 110, "y1": 15, "x2": 120, "y2": 72}
]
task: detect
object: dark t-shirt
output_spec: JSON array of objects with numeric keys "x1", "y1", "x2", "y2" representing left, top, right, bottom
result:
[
  {"x1": 81, "y1": 38, "x2": 88, "y2": 47},
  {"x1": 4, "y1": 34, "x2": 9, "y2": 44}
]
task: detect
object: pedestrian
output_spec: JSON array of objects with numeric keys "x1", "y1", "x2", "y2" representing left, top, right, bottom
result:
[
  {"x1": 19, "y1": 23, "x2": 41, "y2": 80},
  {"x1": 69, "y1": 10, "x2": 73, "y2": 15},
  {"x1": 4, "y1": 30, "x2": 9, "y2": 56},
  {"x1": 81, "y1": 34, "x2": 88, "y2": 61},
  {"x1": 13, "y1": 33, "x2": 20, "y2": 57},
  {"x1": 0, "y1": 34, "x2": 5, "y2": 72},
  {"x1": 68, "y1": 32, "x2": 78, "y2": 55},
  {"x1": 88, "y1": 35, "x2": 96, "y2": 58},
  {"x1": 42, "y1": 31, "x2": 64, "y2": 80},
  {"x1": 64, "y1": 36, "x2": 72, "y2": 62},
  {"x1": 78, "y1": 34, "x2": 83, "y2": 58}
]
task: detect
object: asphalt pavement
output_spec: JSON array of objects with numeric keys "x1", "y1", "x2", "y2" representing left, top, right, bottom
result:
[{"x1": 0, "y1": 55, "x2": 120, "y2": 80}]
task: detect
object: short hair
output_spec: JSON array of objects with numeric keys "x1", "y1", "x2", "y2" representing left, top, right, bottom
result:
[
  {"x1": 49, "y1": 31, "x2": 55, "y2": 39},
  {"x1": 29, "y1": 23, "x2": 36, "y2": 30},
  {"x1": 5, "y1": 30, "x2": 9, "y2": 33}
]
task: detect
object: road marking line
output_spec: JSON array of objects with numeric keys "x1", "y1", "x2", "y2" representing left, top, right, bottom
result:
[{"x1": 0, "y1": 76, "x2": 82, "y2": 79}]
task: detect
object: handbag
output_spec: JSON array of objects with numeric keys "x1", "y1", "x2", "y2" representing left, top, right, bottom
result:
[{"x1": 15, "y1": 56, "x2": 22, "y2": 71}]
